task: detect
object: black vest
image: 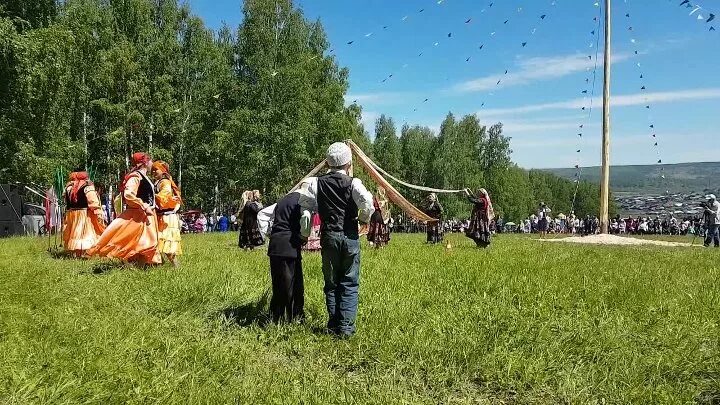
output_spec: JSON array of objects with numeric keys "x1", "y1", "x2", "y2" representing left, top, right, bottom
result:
[
  {"x1": 65, "y1": 184, "x2": 89, "y2": 209},
  {"x1": 268, "y1": 192, "x2": 302, "y2": 258},
  {"x1": 134, "y1": 172, "x2": 155, "y2": 206},
  {"x1": 317, "y1": 172, "x2": 358, "y2": 237}
]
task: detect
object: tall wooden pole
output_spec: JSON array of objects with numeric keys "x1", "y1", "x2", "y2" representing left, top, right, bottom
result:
[{"x1": 599, "y1": 0, "x2": 612, "y2": 234}]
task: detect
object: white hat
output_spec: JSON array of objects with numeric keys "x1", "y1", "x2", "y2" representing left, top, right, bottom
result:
[
  {"x1": 706, "y1": 194, "x2": 717, "y2": 201},
  {"x1": 326, "y1": 142, "x2": 352, "y2": 168}
]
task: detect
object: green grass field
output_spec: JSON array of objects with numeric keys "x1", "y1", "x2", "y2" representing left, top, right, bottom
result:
[{"x1": 1, "y1": 233, "x2": 719, "y2": 404}]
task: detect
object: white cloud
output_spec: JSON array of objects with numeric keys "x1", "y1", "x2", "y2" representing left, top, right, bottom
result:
[
  {"x1": 360, "y1": 110, "x2": 380, "y2": 131},
  {"x1": 478, "y1": 114, "x2": 589, "y2": 134},
  {"x1": 501, "y1": 119, "x2": 583, "y2": 134},
  {"x1": 453, "y1": 52, "x2": 633, "y2": 93},
  {"x1": 344, "y1": 92, "x2": 414, "y2": 105},
  {"x1": 476, "y1": 88, "x2": 720, "y2": 117}
]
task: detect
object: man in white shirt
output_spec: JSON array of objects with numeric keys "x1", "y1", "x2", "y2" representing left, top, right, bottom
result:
[
  {"x1": 537, "y1": 202, "x2": 551, "y2": 238},
  {"x1": 298, "y1": 142, "x2": 374, "y2": 337}
]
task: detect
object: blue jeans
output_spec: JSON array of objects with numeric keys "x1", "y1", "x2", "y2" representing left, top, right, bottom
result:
[
  {"x1": 321, "y1": 232, "x2": 361, "y2": 336},
  {"x1": 705, "y1": 224, "x2": 720, "y2": 247}
]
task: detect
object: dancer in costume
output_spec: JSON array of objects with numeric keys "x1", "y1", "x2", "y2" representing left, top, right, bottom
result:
[
  {"x1": 62, "y1": 170, "x2": 106, "y2": 256},
  {"x1": 424, "y1": 193, "x2": 444, "y2": 244},
  {"x1": 367, "y1": 188, "x2": 391, "y2": 248},
  {"x1": 151, "y1": 161, "x2": 182, "y2": 267},
  {"x1": 88, "y1": 152, "x2": 161, "y2": 265},
  {"x1": 304, "y1": 212, "x2": 322, "y2": 252},
  {"x1": 238, "y1": 190, "x2": 264, "y2": 249},
  {"x1": 463, "y1": 188, "x2": 494, "y2": 248}
]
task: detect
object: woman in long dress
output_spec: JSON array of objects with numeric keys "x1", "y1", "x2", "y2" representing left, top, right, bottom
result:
[
  {"x1": 62, "y1": 171, "x2": 106, "y2": 256},
  {"x1": 304, "y1": 212, "x2": 322, "y2": 252},
  {"x1": 464, "y1": 188, "x2": 494, "y2": 248},
  {"x1": 151, "y1": 160, "x2": 182, "y2": 267},
  {"x1": 88, "y1": 152, "x2": 161, "y2": 265},
  {"x1": 238, "y1": 190, "x2": 264, "y2": 249},
  {"x1": 367, "y1": 188, "x2": 391, "y2": 248},
  {"x1": 424, "y1": 193, "x2": 444, "y2": 244}
]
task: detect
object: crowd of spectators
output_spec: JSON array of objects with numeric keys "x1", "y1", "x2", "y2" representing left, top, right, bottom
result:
[
  {"x1": 179, "y1": 212, "x2": 239, "y2": 234},
  {"x1": 393, "y1": 213, "x2": 710, "y2": 237}
]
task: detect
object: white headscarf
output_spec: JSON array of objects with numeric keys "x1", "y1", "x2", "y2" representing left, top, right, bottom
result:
[{"x1": 478, "y1": 188, "x2": 495, "y2": 221}]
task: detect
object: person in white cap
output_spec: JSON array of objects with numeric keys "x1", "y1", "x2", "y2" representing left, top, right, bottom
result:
[
  {"x1": 298, "y1": 142, "x2": 374, "y2": 337},
  {"x1": 703, "y1": 194, "x2": 720, "y2": 247}
]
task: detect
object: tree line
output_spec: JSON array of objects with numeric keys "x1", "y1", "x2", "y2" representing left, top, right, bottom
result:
[
  {"x1": 370, "y1": 114, "x2": 611, "y2": 220},
  {"x1": 0, "y1": 0, "x2": 612, "y2": 221}
]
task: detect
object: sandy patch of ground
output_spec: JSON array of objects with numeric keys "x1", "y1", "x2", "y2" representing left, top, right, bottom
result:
[{"x1": 542, "y1": 234, "x2": 695, "y2": 247}]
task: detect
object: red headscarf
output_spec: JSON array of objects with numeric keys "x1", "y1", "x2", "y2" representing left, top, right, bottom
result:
[
  {"x1": 120, "y1": 152, "x2": 151, "y2": 192},
  {"x1": 68, "y1": 171, "x2": 90, "y2": 203},
  {"x1": 132, "y1": 152, "x2": 151, "y2": 166},
  {"x1": 152, "y1": 160, "x2": 182, "y2": 201}
]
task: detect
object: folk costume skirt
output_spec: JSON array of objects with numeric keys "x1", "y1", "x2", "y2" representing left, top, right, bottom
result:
[
  {"x1": 62, "y1": 209, "x2": 105, "y2": 252},
  {"x1": 88, "y1": 208, "x2": 161, "y2": 264},
  {"x1": 157, "y1": 213, "x2": 182, "y2": 255}
]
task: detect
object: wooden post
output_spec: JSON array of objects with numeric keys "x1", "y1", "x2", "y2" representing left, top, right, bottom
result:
[{"x1": 599, "y1": 0, "x2": 612, "y2": 234}]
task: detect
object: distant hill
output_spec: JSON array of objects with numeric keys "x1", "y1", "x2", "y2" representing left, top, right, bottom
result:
[{"x1": 543, "y1": 162, "x2": 720, "y2": 195}]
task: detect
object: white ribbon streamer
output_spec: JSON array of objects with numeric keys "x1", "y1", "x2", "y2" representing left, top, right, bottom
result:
[{"x1": 366, "y1": 158, "x2": 464, "y2": 194}]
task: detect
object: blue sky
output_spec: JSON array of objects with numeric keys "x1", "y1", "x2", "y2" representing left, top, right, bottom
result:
[{"x1": 188, "y1": 0, "x2": 719, "y2": 169}]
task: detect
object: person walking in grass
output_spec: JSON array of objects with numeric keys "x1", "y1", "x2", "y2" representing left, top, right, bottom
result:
[
  {"x1": 299, "y1": 142, "x2": 374, "y2": 338},
  {"x1": 703, "y1": 194, "x2": 720, "y2": 248},
  {"x1": 238, "y1": 190, "x2": 264, "y2": 249},
  {"x1": 463, "y1": 188, "x2": 494, "y2": 248},
  {"x1": 424, "y1": 193, "x2": 444, "y2": 244},
  {"x1": 367, "y1": 188, "x2": 391, "y2": 249}
]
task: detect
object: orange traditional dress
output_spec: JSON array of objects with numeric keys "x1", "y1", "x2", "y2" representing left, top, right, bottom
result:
[
  {"x1": 88, "y1": 170, "x2": 161, "y2": 264},
  {"x1": 62, "y1": 179, "x2": 106, "y2": 254},
  {"x1": 155, "y1": 178, "x2": 182, "y2": 256}
]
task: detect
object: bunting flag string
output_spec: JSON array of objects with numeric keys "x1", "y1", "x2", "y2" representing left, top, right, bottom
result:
[
  {"x1": 625, "y1": 0, "x2": 668, "y2": 189},
  {"x1": 398, "y1": 2, "x2": 520, "y2": 115},
  {"x1": 472, "y1": 1, "x2": 556, "y2": 115},
  {"x1": 408, "y1": 1, "x2": 557, "y2": 116},
  {"x1": 572, "y1": 0, "x2": 603, "y2": 212},
  {"x1": 253, "y1": 0, "x2": 453, "y2": 82},
  {"x1": 672, "y1": 0, "x2": 717, "y2": 32},
  {"x1": 336, "y1": 0, "x2": 450, "y2": 51},
  {"x1": 350, "y1": 1, "x2": 504, "y2": 103},
  {"x1": 374, "y1": 2, "x2": 498, "y2": 88}
]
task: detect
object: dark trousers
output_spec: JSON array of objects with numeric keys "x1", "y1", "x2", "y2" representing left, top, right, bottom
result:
[
  {"x1": 426, "y1": 224, "x2": 443, "y2": 244},
  {"x1": 321, "y1": 232, "x2": 360, "y2": 336},
  {"x1": 269, "y1": 256, "x2": 304, "y2": 323},
  {"x1": 704, "y1": 224, "x2": 720, "y2": 247}
]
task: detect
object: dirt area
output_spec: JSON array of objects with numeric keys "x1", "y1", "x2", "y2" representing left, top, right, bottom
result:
[{"x1": 542, "y1": 234, "x2": 696, "y2": 247}]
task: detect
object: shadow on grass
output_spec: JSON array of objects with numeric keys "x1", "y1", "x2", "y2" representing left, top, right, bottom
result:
[
  {"x1": 219, "y1": 290, "x2": 272, "y2": 328},
  {"x1": 696, "y1": 390, "x2": 720, "y2": 405},
  {"x1": 48, "y1": 249, "x2": 77, "y2": 260},
  {"x1": 85, "y1": 260, "x2": 126, "y2": 275}
]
